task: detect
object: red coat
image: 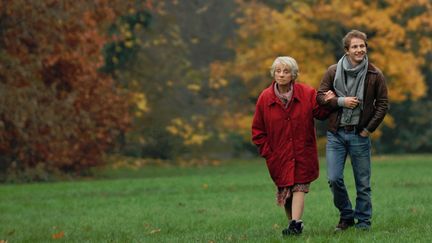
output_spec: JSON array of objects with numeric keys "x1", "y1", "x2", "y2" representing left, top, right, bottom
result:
[{"x1": 252, "y1": 82, "x2": 329, "y2": 187}]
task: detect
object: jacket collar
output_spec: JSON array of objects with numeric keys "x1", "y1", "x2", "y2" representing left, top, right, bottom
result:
[
  {"x1": 267, "y1": 81, "x2": 300, "y2": 106},
  {"x1": 367, "y1": 63, "x2": 379, "y2": 74}
]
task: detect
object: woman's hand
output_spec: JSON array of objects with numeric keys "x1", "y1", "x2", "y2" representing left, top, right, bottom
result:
[{"x1": 323, "y1": 90, "x2": 336, "y2": 103}]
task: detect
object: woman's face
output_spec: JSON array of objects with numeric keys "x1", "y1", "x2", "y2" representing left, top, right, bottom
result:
[{"x1": 274, "y1": 64, "x2": 292, "y2": 86}]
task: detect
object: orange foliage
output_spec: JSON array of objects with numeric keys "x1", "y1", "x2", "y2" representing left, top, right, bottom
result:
[
  {"x1": 0, "y1": 0, "x2": 153, "y2": 178},
  {"x1": 218, "y1": 0, "x2": 334, "y2": 98},
  {"x1": 210, "y1": 0, "x2": 430, "y2": 141},
  {"x1": 216, "y1": 0, "x2": 429, "y2": 102}
]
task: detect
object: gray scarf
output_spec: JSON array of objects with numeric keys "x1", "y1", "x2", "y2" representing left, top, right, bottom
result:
[{"x1": 334, "y1": 55, "x2": 368, "y2": 123}]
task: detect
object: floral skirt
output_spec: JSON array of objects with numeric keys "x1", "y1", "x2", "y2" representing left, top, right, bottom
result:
[{"x1": 276, "y1": 183, "x2": 310, "y2": 207}]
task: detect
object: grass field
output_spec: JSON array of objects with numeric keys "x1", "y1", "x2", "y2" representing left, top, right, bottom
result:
[{"x1": 1, "y1": 155, "x2": 432, "y2": 242}]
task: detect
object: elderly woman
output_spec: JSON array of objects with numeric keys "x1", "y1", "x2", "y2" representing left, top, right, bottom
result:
[{"x1": 252, "y1": 56, "x2": 334, "y2": 236}]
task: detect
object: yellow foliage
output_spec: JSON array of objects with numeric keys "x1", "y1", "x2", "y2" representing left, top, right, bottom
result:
[
  {"x1": 128, "y1": 8, "x2": 136, "y2": 15},
  {"x1": 166, "y1": 116, "x2": 210, "y2": 146},
  {"x1": 204, "y1": 0, "x2": 431, "y2": 145},
  {"x1": 220, "y1": 0, "x2": 429, "y2": 103},
  {"x1": 218, "y1": 112, "x2": 253, "y2": 142},
  {"x1": 187, "y1": 84, "x2": 201, "y2": 92},
  {"x1": 419, "y1": 37, "x2": 432, "y2": 56},
  {"x1": 205, "y1": 96, "x2": 226, "y2": 107},
  {"x1": 383, "y1": 115, "x2": 396, "y2": 129},
  {"x1": 124, "y1": 31, "x2": 132, "y2": 39},
  {"x1": 185, "y1": 134, "x2": 209, "y2": 146},
  {"x1": 209, "y1": 78, "x2": 228, "y2": 89},
  {"x1": 134, "y1": 23, "x2": 142, "y2": 31},
  {"x1": 132, "y1": 92, "x2": 149, "y2": 113},
  {"x1": 209, "y1": 62, "x2": 231, "y2": 89},
  {"x1": 370, "y1": 48, "x2": 425, "y2": 102},
  {"x1": 218, "y1": 1, "x2": 335, "y2": 97},
  {"x1": 125, "y1": 40, "x2": 134, "y2": 48},
  {"x1": 371, "y1": 129, "x2": 382, "y2": 140}
]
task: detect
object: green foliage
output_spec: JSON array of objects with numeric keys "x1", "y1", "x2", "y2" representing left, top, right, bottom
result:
[
  {"x1": 379, "y1": 98, "x2": 432, "y2": 153},
  {"x1": 101, "y1": 11, "x2": 152, "y2": 73},
  {"x1": 112, "y1": 0, "x2": 243, "y2": 160}
]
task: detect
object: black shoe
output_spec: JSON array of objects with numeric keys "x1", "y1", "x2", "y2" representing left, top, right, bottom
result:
[
  {"x1": 334, "y1": 218, "x2": 354, "y2": 232},
  {"x1": 282, "y1": 220, "x2": 304, "y2": 236},
  {"x1": 355, "y1": 221, "x2": 371, "y2": 230}
]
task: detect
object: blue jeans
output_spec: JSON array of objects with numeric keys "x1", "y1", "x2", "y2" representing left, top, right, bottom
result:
[{"x1": 326, "y1": 128, "x2": 372, "y2": 226}]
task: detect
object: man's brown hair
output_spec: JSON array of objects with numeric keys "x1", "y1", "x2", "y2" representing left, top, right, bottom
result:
[{"x1": 343, "y1": 30, "x2": 368, "y2": 51}]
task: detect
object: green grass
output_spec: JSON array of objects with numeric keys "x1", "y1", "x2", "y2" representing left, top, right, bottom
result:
[{"x1": 1, "y1": 155, "x2": 432, "y2": 242}]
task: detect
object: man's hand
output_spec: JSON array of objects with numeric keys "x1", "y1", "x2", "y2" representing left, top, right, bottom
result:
[
  {"x1": 359, "y1": 129, "x2": 369, "y2": 137},
  {"x1": 344, "y1": 97, "x2": 360, "y2": 109}
]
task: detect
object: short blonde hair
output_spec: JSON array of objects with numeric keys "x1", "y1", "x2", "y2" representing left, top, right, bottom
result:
[{"x1": 270, "y1": 56, "x2": 299, "y2": 80}]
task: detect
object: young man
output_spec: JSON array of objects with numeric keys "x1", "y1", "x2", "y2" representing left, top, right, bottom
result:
[{"x1": 316, "y1": 30, "x2": 389, "y2": 231}]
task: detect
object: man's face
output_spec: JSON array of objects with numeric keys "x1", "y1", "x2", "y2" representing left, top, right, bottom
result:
[
  {"x1": 346, "y1": 37, "x2": 367, "y2": 66},
  {"x1": 274, "y1": 64, "x2": 292, "y2": 86}
]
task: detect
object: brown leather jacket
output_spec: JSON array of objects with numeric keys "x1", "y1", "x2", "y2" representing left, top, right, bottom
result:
[{"x1": 316, "y1": 63, "x2": 389, "y2": 133}]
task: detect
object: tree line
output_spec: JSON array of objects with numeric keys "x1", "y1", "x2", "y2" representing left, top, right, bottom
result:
[{"x1": 1, "y1": 0, "x2": 431, "y2": 181}]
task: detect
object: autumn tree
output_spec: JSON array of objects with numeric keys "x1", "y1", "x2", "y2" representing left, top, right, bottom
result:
[
  {"x1": 0, "y1": 0, "x2": 152, "y2": 181},
  {"x1": 375, "y1": 0, "x2": 432, "y2": 152},
  {"x1": 110, "y1": 0, "x2": 244, "y2": 161},
  {"x1": 211, "y1": 0, "x2": 431, "y2": 152}
]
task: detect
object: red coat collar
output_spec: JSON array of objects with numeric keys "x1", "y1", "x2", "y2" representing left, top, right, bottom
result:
[{"x1": 267, "y1": 81, "x2": 300, "y2": 106}]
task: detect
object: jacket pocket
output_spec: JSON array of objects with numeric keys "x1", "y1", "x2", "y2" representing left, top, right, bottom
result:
[
  {"x1": 260, "y1": 142, "x2": 272, "y2": 158},
  {"x1": 266, "y1": 150, "x2": 282, "y2": 183}
]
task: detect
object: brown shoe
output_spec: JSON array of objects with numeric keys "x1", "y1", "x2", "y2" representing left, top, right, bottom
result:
[{"x1": 335, "y1": 218, "x2": 355, "y2": 232}]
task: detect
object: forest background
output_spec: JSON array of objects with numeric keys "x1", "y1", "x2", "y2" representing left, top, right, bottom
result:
[{"x1": 1, "y1": 0, "x2": 431, "y2": 181}]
